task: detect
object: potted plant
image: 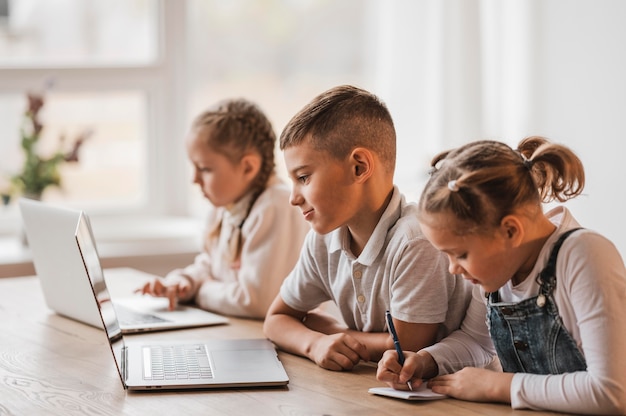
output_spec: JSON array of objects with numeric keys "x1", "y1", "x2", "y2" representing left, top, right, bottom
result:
[{"x1": 10, "y1": 92, "x2": 91, "y2": 201}]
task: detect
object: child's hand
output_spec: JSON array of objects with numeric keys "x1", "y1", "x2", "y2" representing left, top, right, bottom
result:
[
  {"x1": 309, "y1": 333, "x2": 370, "y2": 371},
  {"x1": 137, "y1": 276, "x2": 191, "y2": 311},
  {"x1": 427, "y1": 367, "x2": 513, "y2": 403},
  {"x1": 376, "y1": 349, "x2": 424, "y2": 391}
]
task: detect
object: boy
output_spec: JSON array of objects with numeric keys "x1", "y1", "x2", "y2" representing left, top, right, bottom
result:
[{"x1": 263, "y1": 85, "x2": 470, "y2": 371}]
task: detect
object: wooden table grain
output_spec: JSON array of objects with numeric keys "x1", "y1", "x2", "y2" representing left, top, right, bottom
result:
[{"x1": 0, "y1": 270, "x2": 562, "y2": 416}]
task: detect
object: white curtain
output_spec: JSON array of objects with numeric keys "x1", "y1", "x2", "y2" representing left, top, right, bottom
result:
[{"x1": 371, "y1": 0, "x2": 626, "y2": 254}]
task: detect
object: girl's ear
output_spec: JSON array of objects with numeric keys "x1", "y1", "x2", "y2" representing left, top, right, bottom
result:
[
  {"x1": 350, "y1": 147, "x2": 374, "y2": 183},
  {"x1": 240, "y1": 153, "x2": 261, "y2": 180},
  {"x1": 500, "y1": 215, "x2": 524, "y2": 247}
]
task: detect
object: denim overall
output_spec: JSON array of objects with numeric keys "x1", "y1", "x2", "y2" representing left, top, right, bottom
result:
[{"x1": 487, "y1": 228, "x2": 587, "y2": 374}]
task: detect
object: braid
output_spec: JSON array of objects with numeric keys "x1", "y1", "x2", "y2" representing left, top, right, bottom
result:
[
  {"x1": 193, "y1": 98, "x2": 276, "y2": 196},
  {"x1": 193, "y1": 98, "x2": 277, "y2": 261}
]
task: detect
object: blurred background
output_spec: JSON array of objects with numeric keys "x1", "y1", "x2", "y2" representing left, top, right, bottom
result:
[{"x1": 0, "y1": 0, "x2": 624, "y2": 271}]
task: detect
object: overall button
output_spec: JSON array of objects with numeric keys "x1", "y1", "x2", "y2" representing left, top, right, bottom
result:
[
  {"x1": 354, "y1": 270, "x2": 362, "y2": 279},
  {"x1": 514, "y1": 340, "x2": 528, "y2": 351},
  {"x1": 501, "y1": 307, "x2": 514, "y2": 315},
  {"x1": 536, "y1": 294, "x2": 546, "y2": 307},
  {"x1": 357, "y1": 295, "x2": 365, "y2": 303}
]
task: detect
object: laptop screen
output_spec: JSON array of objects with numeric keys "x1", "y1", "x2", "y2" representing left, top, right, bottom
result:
[{"x1": 75, "y1": 212, "x2": 126, "y2": 385}]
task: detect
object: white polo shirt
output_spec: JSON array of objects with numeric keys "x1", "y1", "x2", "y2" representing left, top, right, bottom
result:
[{"x1": 280, "y1": 186, "x2": 471, "y2": 339}]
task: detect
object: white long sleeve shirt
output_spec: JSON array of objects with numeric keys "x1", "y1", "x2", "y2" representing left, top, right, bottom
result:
[
  {"x1": 168, "y1": 176, "x2": 310, "y2": 319},
  {"x1": 423, "y1": 206, "x2": 626, "y2": 414}
]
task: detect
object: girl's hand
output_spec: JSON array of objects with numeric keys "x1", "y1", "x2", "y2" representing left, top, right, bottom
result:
[
  {"x1": 138, "y1": 276, "x2": 192, "y2": 310},
  {"x1": 427, "y1": 367, "x2": 513, "y2": 403},
  {"x1": 376, "y1": 350, "x2": 425, "y2": 391}
]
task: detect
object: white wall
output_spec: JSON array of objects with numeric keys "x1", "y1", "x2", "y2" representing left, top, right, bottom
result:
[
  {"x1": 376, "y1": 0, "x2": 626, "y2": 255},
  {"x1": 529, "y1": 0, "x2": 626, "y2": 255}
]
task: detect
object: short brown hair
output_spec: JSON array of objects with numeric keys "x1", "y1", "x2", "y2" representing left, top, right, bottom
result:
[{"x1": 280, "y1": 85, "x2": 396, "y2": 174}]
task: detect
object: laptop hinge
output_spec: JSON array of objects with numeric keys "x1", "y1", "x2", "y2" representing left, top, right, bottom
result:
[{"x1": 121, "y1": 346, "x2": 129, "y2": 383}]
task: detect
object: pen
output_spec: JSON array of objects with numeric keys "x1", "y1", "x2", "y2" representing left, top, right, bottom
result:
[{"x1": 385, "y1": 310, "x2": 413, "y2": 391}]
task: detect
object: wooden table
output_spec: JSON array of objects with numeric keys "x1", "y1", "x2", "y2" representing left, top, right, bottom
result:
[{"x1": 0, "y1": 270, "x2": 561, "y2": 416}]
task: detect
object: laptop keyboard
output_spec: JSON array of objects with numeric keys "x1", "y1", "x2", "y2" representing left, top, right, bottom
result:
[
  {"x1": 142, "y1": 344, "x2": 214, "y2": 380},
  {"x1": 115, "y1": 305, "x2": 168, "y2": 325}
]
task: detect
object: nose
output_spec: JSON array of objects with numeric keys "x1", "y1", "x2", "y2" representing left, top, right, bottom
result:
[
  {"x1": 289, "y1": 187, "x2": 303, "y2": 206},
  {"x1": 191, "y1": 168, "x2": 201, "y2": 185},
  {"x1": 447, "y1": 257, "x2": 464, "y2": 275}
]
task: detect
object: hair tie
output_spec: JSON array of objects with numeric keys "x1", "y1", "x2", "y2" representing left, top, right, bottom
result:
[
  {"x1": 517, "y1": 150, "x2": 533, "y2": 170},
  {"x1": 447, "y1": 180, "x2": 459, "y2": 192},
  {"x1": 523, "y1": 158, "x2": 533, "y2": 170}
]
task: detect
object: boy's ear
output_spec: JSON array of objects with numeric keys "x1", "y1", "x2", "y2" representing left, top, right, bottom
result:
[{"x1": 350, "y1": 147, "x2": 374, "y2": 182}]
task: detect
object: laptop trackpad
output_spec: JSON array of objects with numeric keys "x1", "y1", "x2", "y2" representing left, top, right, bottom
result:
[
  {"x1": 211, "y1": 349, "x2": 278, "y2": 373},
  {"x1": 116, "y1": 296, "x2": 172, "y2": 312}
]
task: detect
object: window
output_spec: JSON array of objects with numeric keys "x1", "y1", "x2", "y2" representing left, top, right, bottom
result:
[
  {"x1": 0, "y1": 0, "x2": 158, "y2": 67},
  {"x1": 1, "y1": 91, "x2": 147, "y2": 206},
  {"x1": 184, "y1": 0, "x2": 372, "y2": 216},
  {"x1": 0, "y1": 0, "x2": 376, "y2": 236},
  {"x1": 0, "y1": 0, "x2": 173, "y2": 236}
]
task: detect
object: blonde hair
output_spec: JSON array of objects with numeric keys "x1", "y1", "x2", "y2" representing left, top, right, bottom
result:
[
  {"x1": 192, "y1": 98, "x2": 277, "y2": 261},
  {"x1": 418, "y1": 136, "x2": 585, "y2": 234}
]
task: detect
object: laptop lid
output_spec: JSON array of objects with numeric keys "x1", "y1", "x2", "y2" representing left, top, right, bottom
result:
[
  {"x1": 19, "y1": 198, "x2": 228, "y2": 332},
  {"x1": 19, "y1": 198, "x2": 103, "y2": 327},
  {"x1": 72, "y1": 209, "x2": 229, "y2": 332},
  {"x1": 75, "y1": 215, "x2": 289, "y2": 391}
]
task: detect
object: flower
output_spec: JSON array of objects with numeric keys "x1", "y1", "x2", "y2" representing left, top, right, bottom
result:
[{"x1": 10, "y1": 91, "x2": 92, "y2": 199}]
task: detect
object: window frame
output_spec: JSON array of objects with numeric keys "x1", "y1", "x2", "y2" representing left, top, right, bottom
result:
[{"x1": 0, "y1": 1, "x2": 191, "y2": 236}]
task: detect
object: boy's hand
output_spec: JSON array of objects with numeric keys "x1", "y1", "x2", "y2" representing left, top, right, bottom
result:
[
  {"x1": 309, "y1": 333, "x2": 370, "y2": 371},
  {"x1": 137, "y1": 276, "x2": 191, "y2": 311},
  {"x1": 376, "y1": 349, "x2": 426, "y2": 391}
]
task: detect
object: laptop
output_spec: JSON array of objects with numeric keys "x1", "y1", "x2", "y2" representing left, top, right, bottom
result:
[
  {"x1": 19, "y1": 198, "x2": 228, "y2": 333},
  {"x1": 76, "y1": 213, "x2": 289, "y2": 391}
]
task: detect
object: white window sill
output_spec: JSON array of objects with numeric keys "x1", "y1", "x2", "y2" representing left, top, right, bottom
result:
[{"x1": 0, "y1": 216, "x2": 203, "y2": 278}]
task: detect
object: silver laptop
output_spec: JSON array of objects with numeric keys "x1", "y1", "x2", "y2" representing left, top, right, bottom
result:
[
  {"x1": 19, "y1": 198, "x2": 228, "y2": 333},
  {"x1": 76, "y1": 214, "x2": 289, "y2": 391}
]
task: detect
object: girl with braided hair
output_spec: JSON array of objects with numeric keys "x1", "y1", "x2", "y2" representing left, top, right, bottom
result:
[
  {"x1": 377, "y1": 136, "x2": 626, "y2": 414},
  {"x1": 140, "y1": 98, "x2": 309, "y2": 319}
]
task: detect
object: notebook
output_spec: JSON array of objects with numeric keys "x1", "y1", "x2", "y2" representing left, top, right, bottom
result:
[
  {"x1": 19, "y1": 198, "x2": 228, "y2": 333},
  {"x1": 368, "y1": 385, "x2": 447, "y2": 401},
  {"x1": 74, "y1": 215, "x2": 289, "y2": 391}
]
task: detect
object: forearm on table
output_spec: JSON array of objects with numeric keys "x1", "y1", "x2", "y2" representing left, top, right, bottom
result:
[
  {"x1": 302, "y1": 309, "x2": 345, "y2": 334},
  {"x1": 342, "y1": 330, "x2": 392, "y2": 361},
  {"x1": 195, "y1": 278, "x2": 270, "y2": 318},
  {"x1": 264, "y1": 314, "x2": 325, "y2": 359}
]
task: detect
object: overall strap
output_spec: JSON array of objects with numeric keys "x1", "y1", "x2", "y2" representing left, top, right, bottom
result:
[
  {"x1": 536, "y1": 227, "x2": 584, "y2": 296},
  {"x1": 488, "y1": 227, "x2": 584, "y2": 304}
]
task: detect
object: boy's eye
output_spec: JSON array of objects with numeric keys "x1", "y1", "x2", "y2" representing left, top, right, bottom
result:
[
  {"x1": 456, "y1": 253, "x2": 468, "y2": 260},
  {"x1": 297, "y1": 175, "x2": 309, "y2": 183}
]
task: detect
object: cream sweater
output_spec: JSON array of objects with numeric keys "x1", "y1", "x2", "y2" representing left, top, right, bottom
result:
[{"x1": 168, "y1": 176, "x2": 310, "y2": 319}]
